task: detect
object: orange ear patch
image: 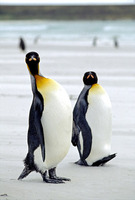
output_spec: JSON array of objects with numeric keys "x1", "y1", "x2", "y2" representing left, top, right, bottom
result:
[
  {"x1": 90, "y1": 74, "x2": 94, "y2": 79},
  {"x1": 87, "y1": 74, "x2": 91, "y2": 79},
  {"x1": 29, "y1": 58, "x2": 32, "y2": 61},
  {"x1": 29, "y1": 58, "x2": 37, "y2": 62}
]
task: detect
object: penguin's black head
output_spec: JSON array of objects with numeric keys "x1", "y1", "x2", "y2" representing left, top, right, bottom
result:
[
  {"x1": 83, "y1": 71, "x2": 98, "y2": 85},
  {"x1": 25, "y1": 51, "x2": 40, "y2": 76}
]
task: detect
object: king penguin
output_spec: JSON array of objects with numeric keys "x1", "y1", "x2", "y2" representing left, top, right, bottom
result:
[
  {"x1": 72, "y1": 71, "x2": 116, "y2": 166},
  {"x1": 18, "y1": 52, "x2": 72, "y2": 183}
]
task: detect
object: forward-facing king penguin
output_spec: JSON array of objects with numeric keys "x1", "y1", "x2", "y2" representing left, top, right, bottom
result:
[
  {"x1": 18, "y1": 52, "x2": 72, "y2": 183},
  {"x1": 72, "y1": 71, "x2": 116, "y2": 166}
]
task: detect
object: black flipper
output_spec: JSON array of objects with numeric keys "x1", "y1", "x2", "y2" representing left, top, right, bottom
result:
[
  {"x1": 18, "y1": 74, "x2": 45, "y2": 180},
  {"x1": 92, "y1": 153, "x2": 116, "y2": 166},
  {"x1": 72, "y1": 121, "x2": 80, "y2": 146},
  {"x1": 34, "y1": 93, "x2": 45, "y2": 161},
  {"x1": 27, "y1": 91, "x2": 45, "y2": 162},
  {"x1": 72, "y1": 85, "x2": 92, "y2": 161},
  {"x1": 79, "y1": 115, "x2": 92, "y2": 161}
]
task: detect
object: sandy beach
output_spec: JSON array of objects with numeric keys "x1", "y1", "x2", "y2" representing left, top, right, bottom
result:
[{"x1": 0, "y1": 39, "x2": 135, "y2": 200}]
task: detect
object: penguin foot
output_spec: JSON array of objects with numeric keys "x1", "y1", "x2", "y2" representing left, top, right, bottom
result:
[
  {"x1": 75, "y1": 159, "x2": 88, "y2": 166},
  {"x1": 18, "y1": 167, "x2": 32, "y2": 180},
  {"x1": 49, "y1": 167, "x2": 71, "y2": 182},
  {"x1": 41, "y1": 171, "x2": 65, "y2": 184},
  {"x1": 41, "y1": 168, "x2": 70, "y2": 184},
  {"x1": 92, "y1": 153, "x2": 117, "y2": 166}
]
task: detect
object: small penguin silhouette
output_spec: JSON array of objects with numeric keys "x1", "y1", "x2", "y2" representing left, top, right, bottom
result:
[
  {"x1": 19, "y1": 37, "x2": 26, "y2": 51},
  {"x1": 93, "y1": 36, "x2": 97, "y2": 47},
  {"x1": 113, "y1": 36, "x2": 119, "y2": 48}
]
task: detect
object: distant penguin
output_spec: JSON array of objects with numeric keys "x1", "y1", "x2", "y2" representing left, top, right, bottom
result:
[
  {"x1": 72, "y1": 71, "x2": 116, "y2": 166},
  {"x1": 19, "y1": 37, "x2": 26, "y2": 51},
  {"x1": 93, "y1": 36, "x2": 97, "y2": 47},
  {"x1": 18, "y1": 52, "x2": 72, "y2": 183},
  {"x1": 113, "y1": 36, "x2": 119, "y2": 48},
  {"x1": 34, "y1": 35, "x2": 40, "y2": 44}
]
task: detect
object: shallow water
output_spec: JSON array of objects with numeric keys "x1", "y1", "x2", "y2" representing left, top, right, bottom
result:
[{"x1": 0, "y1": 19, "x2": 135, "y2": 46}]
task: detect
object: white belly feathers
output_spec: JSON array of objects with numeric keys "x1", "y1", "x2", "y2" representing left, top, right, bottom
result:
[
  {"x1": 85, "y1": 84, "x2": 112, "y2": 165},
  {"x1": 34, "y1": 76, "x2": 72, "y2": 172}
]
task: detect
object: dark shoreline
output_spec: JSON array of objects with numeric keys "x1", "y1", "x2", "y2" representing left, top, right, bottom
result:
[{"x1": 0, "y1": 5, "x2": 135, "y2": 20}]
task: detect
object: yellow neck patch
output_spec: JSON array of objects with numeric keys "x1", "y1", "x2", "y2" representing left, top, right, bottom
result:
[
  {"x1": 35, "y1": 75, "x2": 59, "y2": 95},
  {"x1": 89, "y1": 84, "x2": 105, "y2": 95}
]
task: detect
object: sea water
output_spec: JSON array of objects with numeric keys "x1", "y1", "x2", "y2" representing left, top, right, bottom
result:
[{"x1": 0, "y1": 19, "x2": 135, "y2": 46}]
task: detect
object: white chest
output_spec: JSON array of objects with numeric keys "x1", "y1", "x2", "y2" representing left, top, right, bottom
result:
[
  {"x1": 34, "y1": 79, "x2": 72, "y2": 172},
  {"x1": 85, "y1": 84, "x2": 112, "y2": 164}
]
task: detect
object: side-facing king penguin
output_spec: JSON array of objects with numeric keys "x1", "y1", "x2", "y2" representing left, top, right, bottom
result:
[
  {"x1": 18, "y1": 52, "x2": 72, "y2": 183},
  {"x1": 72, "y1": 71, "x2": 116, "y2": 166}
]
